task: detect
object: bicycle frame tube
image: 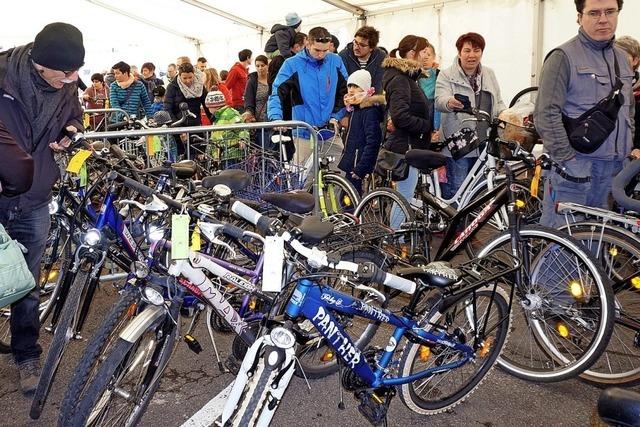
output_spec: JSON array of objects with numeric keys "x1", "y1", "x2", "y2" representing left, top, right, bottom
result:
[
  {"x1": 285, "y1": 279, "x2": 475, "y2": 388},
  {"x1": 434, "y1": 182, "x2": 510, "y2": 261}
]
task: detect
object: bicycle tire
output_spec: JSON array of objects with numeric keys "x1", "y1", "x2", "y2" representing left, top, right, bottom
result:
[
  {"x1": 509, "y1": 86, "x2": 538, "y2": 108},
  {"x1": 316, "y1": 173, "x2": 361, "y2": 217},
  {"x1": 398, "y1": 287, "x2": 510, "y2": 414},
  {"x1": 478, "y1": 226, "x2": 615, "y2": 382},
  {"x1": 69, "y1": 312, "x2": 176, "y2": 427},
  {"x1": 354, "y1": 187, "x2": 415, "y2": 229},
  {"x1": 563, "y1": 224, "x2": 640, "y2": 386},
  {"x1": 58, "y1": 287, "x2": 142, "y2": 426},
  {"x1": 294, "y1": 248, "x2": 388, "y2": 379},
  {"x1": 30, "y1": 259, "x2": 92, "y2": 420},
  {"x1": 237, "y1": 364, "x2": 274, "y2": 427}
]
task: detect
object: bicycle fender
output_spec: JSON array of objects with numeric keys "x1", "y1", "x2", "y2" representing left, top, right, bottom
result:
[{"x1": 118, "y1": 305, "x2": 165, "y2": 343}]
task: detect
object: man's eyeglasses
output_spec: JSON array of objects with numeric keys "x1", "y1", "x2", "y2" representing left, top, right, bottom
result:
[
  {"x1": 314, "y1": 37, "x2": 332, "y2": 43},
  {"x1": 582, "y1": 8, "x2": 619, "y2": 19},
  {"x1": 353, "y1": 39, "x2": 370, "y2": 49}
]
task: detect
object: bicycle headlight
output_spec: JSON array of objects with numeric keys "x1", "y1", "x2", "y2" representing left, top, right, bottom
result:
[
  {"x1": 48, "y1": 197, "x2": 60, "y2": 215},
  {"x1": 133, "y1": 261, "x2": 150, "y2": 279},
  {"x1": 270, "y1": 326, "x2": 296, "y2": 349},
  {"x1": 142, "y1": 286, "x2": 164, "y2": 306},
  {"x1": 83, "y1": 228, "x2": 102, "y2": 246}
]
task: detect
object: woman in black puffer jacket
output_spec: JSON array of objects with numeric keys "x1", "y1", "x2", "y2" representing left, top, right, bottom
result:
[{"x1": 382, "y1": 35, "x2": 432, "y2": 228}]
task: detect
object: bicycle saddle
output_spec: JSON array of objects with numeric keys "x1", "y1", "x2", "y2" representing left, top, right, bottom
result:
[
  {"x1": 170, "y1": 160, "x2": 197, "y2": 178},
  {"x1": 261, "y1": 191, "x2": 315, "y2": 214},
  {"x1": 297, "y1": 215, "x2": 334, "y2": 245},
  {"x1": 405, "y1": 149, "x2": 447, "y2": 172},
  {"x1": 397, "y1": 261, "x2": 461, "y2": 288},
  {"x1": 202, "y1": 169, "x2": 250, "y2": 192},
  {"x1": 598, "y1": 388, "x2": 640, "y2": 427}
]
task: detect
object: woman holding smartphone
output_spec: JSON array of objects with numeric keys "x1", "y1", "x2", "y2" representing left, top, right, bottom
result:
[{"x1": 435, "y1": 32, "x2": 505, "y2": 199}]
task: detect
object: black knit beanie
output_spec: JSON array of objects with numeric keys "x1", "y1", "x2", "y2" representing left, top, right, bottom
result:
[{"x1": 31, "y1": 22, "x2": 85, "y2": 71}]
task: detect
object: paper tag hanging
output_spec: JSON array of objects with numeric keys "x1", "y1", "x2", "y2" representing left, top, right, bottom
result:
[
  {"x1": 79, "y1": 163, "x2": 88, "y2": 188},
  {"x1": 530, "y1": 164, "x2": 542, "y2": 199},
  {"x1": 66, "y1": 149, "x2": 92, "y2": 174},
  {"x1": 190, "y1": 221, "x2": 202, "y2": 251},
  {"x1": 171, "y1": 214, "x2": 190, "y2": 260},
  {"x1": 262, "y1": 236, "x2": 285, "y2": 292},
  {"x1": 146, "y1": 135, "x2": 156, "y2": 156}
]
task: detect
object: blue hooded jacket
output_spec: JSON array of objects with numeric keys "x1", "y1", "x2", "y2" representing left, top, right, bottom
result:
[{"x1": 268, "y1": 48, "x2": 348, "y2": 138}]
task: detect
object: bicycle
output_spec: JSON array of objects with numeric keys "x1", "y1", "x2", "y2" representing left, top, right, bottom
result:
[
  {"x1": 354, "y1": 110, "x2": 614, "y2": 383},
  {"x1": 216, "y1": 199, "x2": 511, "y2": 426}
]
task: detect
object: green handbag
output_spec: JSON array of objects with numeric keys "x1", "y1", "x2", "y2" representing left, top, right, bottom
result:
[{"x1": 0, "y1": 223, "x2": 36, "y2": 308}]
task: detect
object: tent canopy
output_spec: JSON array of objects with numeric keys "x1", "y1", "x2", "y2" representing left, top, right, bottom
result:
[{"x1": 3, "y1": 0, "x2": 639, "y2": 102}]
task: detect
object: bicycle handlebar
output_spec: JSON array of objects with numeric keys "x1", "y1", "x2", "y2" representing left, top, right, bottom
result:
[
  {"x1": 612, "y1": 158, "x2": 640, "y2": 212},
  {"x1": 230, "y1": 200, "x2": 416, "y2": 294}
]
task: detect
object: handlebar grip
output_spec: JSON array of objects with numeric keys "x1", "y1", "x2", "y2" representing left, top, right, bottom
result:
[
  {"x1": 231, "y1": 201, "x2": 271, "y2": 233},
  {"x1": 222, "y1": 223, "x2": 246, "y2": 240},
  {"x1": 358, "y1": 262, "x2": 416, "y2": 294}
]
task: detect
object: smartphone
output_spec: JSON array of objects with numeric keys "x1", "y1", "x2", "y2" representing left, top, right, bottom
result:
[{"x1": 454, "y1": 93, "x2": 472, "y2": 110}]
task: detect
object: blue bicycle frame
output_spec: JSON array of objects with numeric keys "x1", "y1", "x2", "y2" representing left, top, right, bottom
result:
[{"x1": 285, "y1": 279, "x2": 476, "y2": 388}]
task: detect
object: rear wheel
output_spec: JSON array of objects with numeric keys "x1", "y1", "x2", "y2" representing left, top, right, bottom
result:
[
  {"x1": 479, "y1": 226, "x2": 615, "y2": 382},
  {"x1": 398, "y1": 288, "x2": 510, "y2": 414},
  {"x1": 565, "y1": 225, "x2": 640, "y2": 386},
  {"x1": 354, "y1": 187, "x2": 415, "y2": 229}
]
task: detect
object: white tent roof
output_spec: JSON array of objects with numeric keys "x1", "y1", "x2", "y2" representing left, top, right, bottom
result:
[{"x1": 3, "y1": 0, "x2": 639, "y2": 102}]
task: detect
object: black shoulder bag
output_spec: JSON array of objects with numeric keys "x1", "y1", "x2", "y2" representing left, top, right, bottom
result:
[{"x1": 562, "y1": 53, "x2": 625, "y2": 154}]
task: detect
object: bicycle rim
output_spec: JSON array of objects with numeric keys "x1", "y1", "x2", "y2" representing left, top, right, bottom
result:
[{"x1": 480, "y1": 226, "x2": 614, "y2": 382}]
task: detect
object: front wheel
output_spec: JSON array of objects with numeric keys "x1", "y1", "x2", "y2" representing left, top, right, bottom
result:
[
  {"x1": 478, "y1": 226, "x2": 615, "y2": 382},
  {"x1": 314, "y1": 172, "x2": 360, "y2": 217},
  {"x1": 398, "y1": 287, "x2": 510, "y2": 414},
  {"x1": 69, "y1": 313, "x2": 177, "y2": 427}
]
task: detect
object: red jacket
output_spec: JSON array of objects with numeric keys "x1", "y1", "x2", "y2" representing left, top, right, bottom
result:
[{"x1": 226, "y1": 62, "x2": 248, "y2": 108}]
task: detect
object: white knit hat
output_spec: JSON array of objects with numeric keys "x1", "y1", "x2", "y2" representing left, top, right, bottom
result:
[
  {"x1": 205, "y1": 91, "x2": 226, "y2": 108},
  {"x1": 347, "y1": 69, "x2": 372, "y2": 91}
]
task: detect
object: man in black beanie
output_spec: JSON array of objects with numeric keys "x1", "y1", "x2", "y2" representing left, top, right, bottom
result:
[{"x1": 0, "y1": 22, "x2": 84, "y2": 397}]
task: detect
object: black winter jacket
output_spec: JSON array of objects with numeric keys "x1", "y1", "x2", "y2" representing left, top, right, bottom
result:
[
  {"x1": 0, "y1": 46, "x2": 82, "y2": 209},
  {"x1": 338, "y1": 44, "x2": 387, "y2": 94},
  {"x1": 382, "y1": 57, "x2": 432, "y2": 154},
  {"x1": 163, "y1": 79, "x2": 211, "y2": 126},
  {"x1": 264, "y1": 24, "x2": 296, "y2": 58},
  {"x1": 338, "y1": 95, "x2": 385, "y2": 178},
  {"x1": 244, "y1": 72, "x2": 259, "y2": 117}
]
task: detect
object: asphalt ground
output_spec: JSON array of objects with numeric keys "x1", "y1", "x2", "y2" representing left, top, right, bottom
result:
[{"x1": 1, "y1": 278, "x2": 638, "y2": 427}]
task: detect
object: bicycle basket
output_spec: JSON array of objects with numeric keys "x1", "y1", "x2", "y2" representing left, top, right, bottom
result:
[
  {"x1": 446, "y1": 127, "x2": 481, "y2": 160},
  {"x1": 492, "y1": 103, "x2": 539, "y2": 160}
]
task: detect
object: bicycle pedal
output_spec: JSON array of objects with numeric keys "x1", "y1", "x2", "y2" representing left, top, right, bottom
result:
[
  {"x1": 356, "y1": 387, "x2": 395, "y2": 426},
  {"x1": 184, "y1": 334, "x2": 203, "y2": 354},
  {"x1": 73, "y1": 333, "x2": 83, "y2": 340}
]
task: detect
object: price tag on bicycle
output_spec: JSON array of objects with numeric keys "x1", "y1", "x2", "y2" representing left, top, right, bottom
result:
[
  {"x1": 262, "y1": 235, "x2": 285, "y2": 292},
  {"x1": 66, "y1": 149, "x2": 92, "y2": 174},
  {"x1": 171, "y1": 214, "x2": 190, "y2": 260}
]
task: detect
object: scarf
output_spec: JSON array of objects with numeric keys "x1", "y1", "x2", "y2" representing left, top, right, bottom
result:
[
  {"x1": 344, "y1": 87, "x2": 375, "y2": 112},
  {"x1": 5, "y1": 43, "x2": 69, "y2": 150},
  {"x1": 177, "y1": 68, "x2": 205, "y2": 99},
  {"x1": 116, "y1": 74, "x2": 135, "y2": 89}
]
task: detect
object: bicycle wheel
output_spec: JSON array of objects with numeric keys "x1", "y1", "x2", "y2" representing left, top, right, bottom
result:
[
  {"x1": 69, "y1": 311, "x2": 177, "y2": 427},
  {"x1": 565, "y1": 224, "x2": 640, "y2": 386},
  {"x1": 294, "y1": 249, "x2": 388, "y2": 378},
  {"x1": 509, "y1": 86, "x2": 538, "y2": 108},
  {"x1": 315, "y1": 173, "x2": 360, "y2": 217},
  {"x1": 59, "y1": 287, "x2": 143, "y2": 426},
  {"x1": 354, "y1": 187, "x2": 415, "y2": 229},
  {"x1": 478, "y1": 226, "x2": 615, "y2": 382},
  {"x1": 30, "y1": 259, "x2": 92, "y2": 419},
  {"x1": 398, "y1": 287, "x2": 510, "y2": 414}
]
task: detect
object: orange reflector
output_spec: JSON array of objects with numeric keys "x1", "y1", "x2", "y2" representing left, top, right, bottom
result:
[
  {"x1": 126, "y1": 303, "x2": 138, "y2": 318},
  {"x1": 556, "y1": 322, "x2": 570, "y2": 338},
  {"x1": 419, "y1": 345, "x2": 431, "y2": 361},
  {"x1": 568, "y1": 281, "x2": 584, "y2": 300},
  {"x1": 479, "y1": 336, "x2": 494, "y2": 358},
  {"x1": 320, "y1": 349, "x2": 335, "y2": 362}
]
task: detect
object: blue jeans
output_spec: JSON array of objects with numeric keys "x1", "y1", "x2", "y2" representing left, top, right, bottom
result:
[
  {"x1": 540, "y1": 157, "x2": 616, "y2": 228},
  {"x1": 390, "y1": 166, "x2": 419, "y2": 230},
  {"x1": 442, "y1": 157, "x2": 477, "y2": 200},
  {"x1": 0, "y1": 203, "x2": 50, "y2": 364}
]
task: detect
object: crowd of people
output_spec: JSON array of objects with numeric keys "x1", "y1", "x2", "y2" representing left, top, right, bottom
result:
[{"x1": 0, "y1": 0, "x2": 639, "y2": 397}]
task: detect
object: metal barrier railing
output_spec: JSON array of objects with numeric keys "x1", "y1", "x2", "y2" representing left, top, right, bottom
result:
[
  {"x1": 85, "y1": 120, "x2": 322, "y2": 214},
  {"x1": 83, "y1": 108, "x2": 132, "y2": 131}
]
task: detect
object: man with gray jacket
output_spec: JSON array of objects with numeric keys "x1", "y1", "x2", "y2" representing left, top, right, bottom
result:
[{"x1": 534, "y1": 0, "x2": 635, "y2": 227}]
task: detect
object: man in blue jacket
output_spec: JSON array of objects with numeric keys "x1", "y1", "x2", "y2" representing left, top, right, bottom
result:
[
  {"x1": 268, "y1": 26, "x2": 348, "y2": 179},
  {"x1": 0, "y1": 22, "x2": 85, "y2": 396}
]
